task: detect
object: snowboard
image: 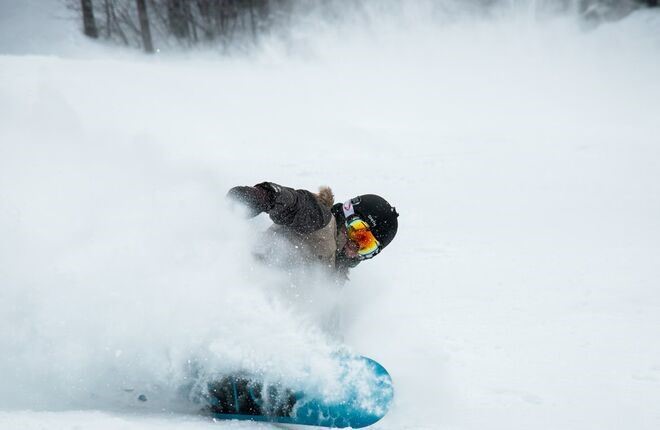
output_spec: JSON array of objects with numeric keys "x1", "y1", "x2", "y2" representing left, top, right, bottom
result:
[{"x1": 203, "y1": 356, "x2": 393, "y2": 428}]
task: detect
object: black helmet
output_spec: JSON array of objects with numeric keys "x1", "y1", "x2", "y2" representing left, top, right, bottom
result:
[{"x1": 337, "y1": 194, "x2": 399, "y2": 249}]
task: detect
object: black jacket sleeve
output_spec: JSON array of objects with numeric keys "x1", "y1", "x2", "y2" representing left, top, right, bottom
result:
[{"x1": 257, "y1": 182, "x2": 332, "y2": 234}]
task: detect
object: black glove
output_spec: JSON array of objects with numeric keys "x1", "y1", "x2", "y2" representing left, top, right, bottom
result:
[{"x1": 227, "y1": 183, "x2": 277, "y2": 218}]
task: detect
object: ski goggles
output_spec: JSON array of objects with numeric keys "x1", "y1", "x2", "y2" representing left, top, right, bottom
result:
[{"x1": 342, "y1": 200, "x2": 381, "y2": 259}]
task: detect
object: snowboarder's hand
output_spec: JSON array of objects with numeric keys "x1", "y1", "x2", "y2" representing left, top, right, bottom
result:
[{"x1": 227, "y1": 184, "x2": 276, "y2": 218}]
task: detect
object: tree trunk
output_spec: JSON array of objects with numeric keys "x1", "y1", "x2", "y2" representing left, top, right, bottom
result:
[
  {"x1": 167, "y1": 0, "x2": 190, "y2": 39},
  {"x1": 104, "y1": 0, "x2": 111, "y2": 38},
  {"x1": 81, "y1": 0, "x2": 99, "y2": 38},
  {"x1": 136, "y1": 0, "x2": 155, "y2": 53},
  {"x1": 185, "y1": 1, "x2": 198, "y2": 42},
  {"x1": 248, "y1": 0, "x2": 257, "y2": 42}
]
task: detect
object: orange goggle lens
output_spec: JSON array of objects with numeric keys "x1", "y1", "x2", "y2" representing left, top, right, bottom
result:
[{"x1": 346, "y1": 218, "x2": 380, "y2": 257}]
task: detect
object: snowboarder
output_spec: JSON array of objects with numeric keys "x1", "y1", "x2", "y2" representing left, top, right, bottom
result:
[{"x1": 227, "y1": 182, "x2": 399, "y2": 280}]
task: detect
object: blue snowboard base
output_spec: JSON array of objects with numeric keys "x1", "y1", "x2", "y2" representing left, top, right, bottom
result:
[{"x1": 203, "y1": 356, "x2": 393, "y2": 428}]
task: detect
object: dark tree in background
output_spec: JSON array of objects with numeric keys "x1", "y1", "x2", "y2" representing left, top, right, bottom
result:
[
  {"x1": 167, "y1": 0, "x2": 190, "y2": 40},
  {"x1": 70, "y1": 0, "x2": 277, "y2": 51},
  {"x1": 81, "y1": 0, "x2": 99, "y2": 38},
  {"x1": 136, "y1": 0, "x2": 154, "y2": 53}
]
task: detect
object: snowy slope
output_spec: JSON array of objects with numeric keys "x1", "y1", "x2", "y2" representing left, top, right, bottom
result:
[{"x1": 1, "y1": 1, "x2": 660, "y2": 429}]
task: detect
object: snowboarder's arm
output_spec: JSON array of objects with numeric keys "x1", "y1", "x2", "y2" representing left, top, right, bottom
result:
[
  {"x1": 227, "y1": 182, "x2": 332, "y2": 234},
  {"x1": 260, "y1": 182, "x2": 332, "y2": 234}
]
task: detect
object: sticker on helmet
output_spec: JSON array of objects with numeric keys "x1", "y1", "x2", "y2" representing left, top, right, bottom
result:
[{"x1": 342, "y1": 200, "x2": 355, "y2": 218}]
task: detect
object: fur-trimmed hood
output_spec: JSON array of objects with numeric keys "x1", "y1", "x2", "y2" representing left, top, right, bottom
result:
[{"x1": 316, "y1": 186, "x2": 335, "y2": 209}]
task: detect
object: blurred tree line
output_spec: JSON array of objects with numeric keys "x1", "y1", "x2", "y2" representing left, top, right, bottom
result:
[
  {"x1": 71, "y1": 0, "x2": 291, "y2": 53},
  {"x1": 72, "y1": 0, "x2": 658, "y2": 54}
]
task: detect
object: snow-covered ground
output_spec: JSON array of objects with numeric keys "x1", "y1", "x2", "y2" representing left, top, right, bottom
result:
[{"x1": 1, "y1": 1, "x2": 660, "y2": 429}]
